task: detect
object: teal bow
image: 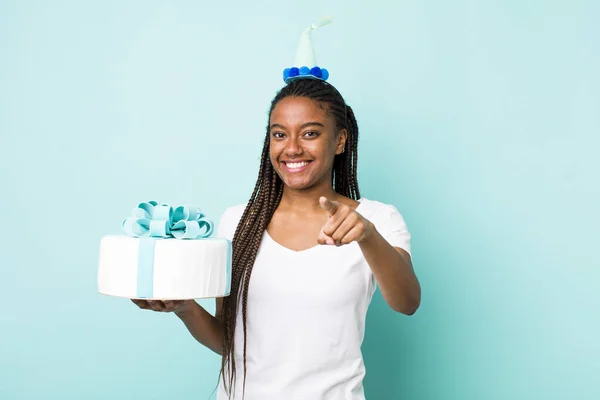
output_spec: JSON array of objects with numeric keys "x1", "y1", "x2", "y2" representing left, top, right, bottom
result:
[{"x1": 122, "y1": 201, "x2": 214, "y2": 239}]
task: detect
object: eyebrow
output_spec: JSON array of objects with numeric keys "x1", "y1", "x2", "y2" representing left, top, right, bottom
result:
[{"x1": 269, "y1": 122, "x2": 325, "y2": 130}]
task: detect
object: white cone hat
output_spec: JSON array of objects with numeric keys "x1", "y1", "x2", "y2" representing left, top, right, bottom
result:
[{"x1": 283, "y1": 17, "x2": 332, "y2": 84}]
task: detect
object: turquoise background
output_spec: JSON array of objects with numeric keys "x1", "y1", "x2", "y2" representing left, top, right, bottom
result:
[{"x1": 1, "y1": 0, "x2": 598, "y2": 399}]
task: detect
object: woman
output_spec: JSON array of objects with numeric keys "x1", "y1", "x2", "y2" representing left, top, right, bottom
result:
[{"x1": 132, "y1": 79, "x2": 421, "y2": 399}]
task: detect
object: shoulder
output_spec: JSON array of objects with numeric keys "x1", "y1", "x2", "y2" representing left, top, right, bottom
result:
[
  {"x1": 358, "y1": 197, "x2": 412, "y2": 255},
  {"x1": 357, "y1": 198, "x2": 406, "y2": 223},
  {"x1": 216, "y1": 203, "x2": 248, "y2": 240},
  {"x1": 220, "y1": 203, "x2": 247, "y2": 223}
]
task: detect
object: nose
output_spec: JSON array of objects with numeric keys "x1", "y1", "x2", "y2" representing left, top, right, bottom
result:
[{"x1": 284, "y1": 136, "x2": 302, "y2": 157}]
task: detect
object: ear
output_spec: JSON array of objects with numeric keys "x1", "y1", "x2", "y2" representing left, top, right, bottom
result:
[{"x1": 335, "y1": 128, "x2": 348, "y2": 155}]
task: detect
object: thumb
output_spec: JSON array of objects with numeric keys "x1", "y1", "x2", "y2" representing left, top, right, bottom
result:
[{"x1": 319, "y1": 196, "x2": 339, "y2": 215}]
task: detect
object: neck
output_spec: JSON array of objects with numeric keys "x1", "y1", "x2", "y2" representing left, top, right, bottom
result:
[{"x1": 279, "y1": 181, "x2": 339, "y2": 212}]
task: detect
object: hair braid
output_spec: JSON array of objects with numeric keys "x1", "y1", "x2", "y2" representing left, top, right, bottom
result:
[{"x1": 220, "y1": 79, "x2": 359, "y2": 399}]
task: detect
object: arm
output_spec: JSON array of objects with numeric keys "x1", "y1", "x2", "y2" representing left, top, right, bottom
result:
[
  {"x1": 133, "y1": 298, "x2": 224, "y2": 355},
  {"x1": 358, "y1": 224, "x2": 421, "y2": 315},
  {"x1": 174, "y1": 298, "x2": 224, "y2": 355},
  {"x1": 318, "y1": 196, "x2": 421, "y2": 315}
]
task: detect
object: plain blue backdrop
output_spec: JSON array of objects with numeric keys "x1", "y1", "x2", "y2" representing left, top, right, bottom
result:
[{"x1": 1, "y1": 1, "x2": 598, "y2": 399}]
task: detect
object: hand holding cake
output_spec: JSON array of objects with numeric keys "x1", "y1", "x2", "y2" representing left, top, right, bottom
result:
[{"x1": 130, "y1": 299, "x2": 194, "y2": 313}]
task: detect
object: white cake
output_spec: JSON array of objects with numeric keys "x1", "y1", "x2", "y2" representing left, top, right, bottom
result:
[{"x1": 97, "y1": 201, "x2": 231, "y2": 300}]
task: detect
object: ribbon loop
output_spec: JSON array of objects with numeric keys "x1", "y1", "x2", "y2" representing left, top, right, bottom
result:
[
  {"x1": 171, "y1": 220, "x2": 198, "y2": 239},
  {"x1": 153, "y1": 205, "x2": 173, "y2": 223},
  {"x1": 173, "y1": 206, "x2": 189, "y2": 222},
  {"x1": 121, "y1": 201, "x2": 214, "y2": 240},
  {"x1": 198, "y1": 217, "x2": 214, "y2": 237},
  {"x1": 149, "y1": 219, "x2": 169, "y2": 237}
]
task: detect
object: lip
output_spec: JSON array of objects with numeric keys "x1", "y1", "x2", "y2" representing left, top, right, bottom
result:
[{"x1": 281, "y1": 160, "x2": 312, "y2": 173}]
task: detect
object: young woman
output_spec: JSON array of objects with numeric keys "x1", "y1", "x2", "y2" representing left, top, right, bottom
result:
[{"x1": 132, "y1": 79, "x2": 421, "y2": 399}]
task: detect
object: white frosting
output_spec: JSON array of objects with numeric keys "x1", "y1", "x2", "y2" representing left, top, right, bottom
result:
[{"x1": 97, "y1": 235, "x2": 231, "y2": 300}]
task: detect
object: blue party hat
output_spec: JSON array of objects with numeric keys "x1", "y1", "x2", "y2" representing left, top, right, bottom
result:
[{"x1": 283, "y1": 17, "x2": 332, "y2": 84}]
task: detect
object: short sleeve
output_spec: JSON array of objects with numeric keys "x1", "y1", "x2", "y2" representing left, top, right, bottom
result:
[
  {"x1": 373, "y1": 204, "x2": 412, "y2": 257},
  {"x1": 216, "y1": 204, "x2": 246, "y2": 241}
]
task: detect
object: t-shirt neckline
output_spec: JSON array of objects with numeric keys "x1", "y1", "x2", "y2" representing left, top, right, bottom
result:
[{"x1": 264, "y1": 198, "x2": 367, "y2": 254}]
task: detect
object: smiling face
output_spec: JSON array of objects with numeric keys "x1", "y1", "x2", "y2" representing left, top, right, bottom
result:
[{"x1": 269, "y1": 96, "x2": 347, "y2": 191}]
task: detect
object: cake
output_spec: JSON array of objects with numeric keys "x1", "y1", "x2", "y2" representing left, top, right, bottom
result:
[{"x1": 97, "y1": 201, "x2": 231, "y2": 300}]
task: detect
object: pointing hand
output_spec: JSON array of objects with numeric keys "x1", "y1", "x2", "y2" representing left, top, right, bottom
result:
[{"x1": 317, "y1": 196, "x2": 373, "y2": 246}]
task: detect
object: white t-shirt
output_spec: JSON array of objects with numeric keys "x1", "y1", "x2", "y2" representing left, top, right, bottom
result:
[{"x1": 215, "y1": 198, "x2": 411, "y2": 400}]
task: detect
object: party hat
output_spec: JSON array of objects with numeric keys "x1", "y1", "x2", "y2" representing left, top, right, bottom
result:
[{"x1": 283, "y1": 17, "x2": 332, "y2": 84}]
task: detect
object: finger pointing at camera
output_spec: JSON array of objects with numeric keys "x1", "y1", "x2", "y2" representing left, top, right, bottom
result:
[{"x1": 318, "y1": 196, "x2": 373, "y2": 246}]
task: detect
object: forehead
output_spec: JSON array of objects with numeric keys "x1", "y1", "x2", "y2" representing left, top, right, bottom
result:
[{"x1": 270, "y1": 96, "x2": 331, "y2": 125}]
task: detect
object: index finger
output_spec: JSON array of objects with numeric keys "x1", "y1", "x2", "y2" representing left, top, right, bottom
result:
[{"x1": 319, "y1": 196, "x2": 339, "y2": 216}]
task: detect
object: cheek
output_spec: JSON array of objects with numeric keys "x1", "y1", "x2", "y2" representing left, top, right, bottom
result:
[
  {"x1": 269, "y1": 142, "x2": 282, "y2": 164},
  {"x1": 318, "y1": 140, "x2": 338, "y2": 159},
  {"x1": 308, "y1": 139, "x2": 335, "y2": 155}
]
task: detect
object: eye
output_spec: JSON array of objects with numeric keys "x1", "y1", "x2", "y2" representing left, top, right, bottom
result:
[
  {"x1": 303, "y1": 131, "x2": 319, "y2": 138},
  {"x1": 271, "y1": 131, "x2": 285, "y2": 139}
]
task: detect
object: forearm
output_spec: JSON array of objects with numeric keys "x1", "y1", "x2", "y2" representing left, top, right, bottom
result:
[
  {"x1": 359, "y1": 224, "x2": 421, "y2": 315},
  {"x1": 175, "y1": 302, "x2": 224, "y2": 355}
]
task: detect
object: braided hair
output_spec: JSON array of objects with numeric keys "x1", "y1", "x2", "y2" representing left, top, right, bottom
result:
[{"x1": 219, "y1": 78, "x2": 361, "y2": 398}]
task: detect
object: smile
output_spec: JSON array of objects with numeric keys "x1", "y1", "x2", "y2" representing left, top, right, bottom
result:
[{"x1": 283, "y1": 161, "x2": 312, "y2": 173}]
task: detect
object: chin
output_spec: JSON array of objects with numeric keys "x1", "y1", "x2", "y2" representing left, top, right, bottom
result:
[
  {"x1": 281, "y1": 173, "x2": 330, "y2": 191},
  {"x1": 282, "y1": 177, "x2": 313, "y2": 190},
  {"x1": 273, "y1": 161, "x2": 329, "y2": 190}
]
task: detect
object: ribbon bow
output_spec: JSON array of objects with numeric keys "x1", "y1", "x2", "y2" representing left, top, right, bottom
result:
[{"x1": 122, "y1": 201, "x2": 214, "y2": 239}]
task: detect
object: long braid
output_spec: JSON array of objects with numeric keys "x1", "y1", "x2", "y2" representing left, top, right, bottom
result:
[{"x1": 220, "y1": 79, "x2": 359, "y2": 399}]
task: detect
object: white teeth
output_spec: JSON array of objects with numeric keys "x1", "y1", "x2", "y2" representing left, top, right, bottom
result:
[{"x1": 286, "y1": 161, "x2": 309, "y2": 169}]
